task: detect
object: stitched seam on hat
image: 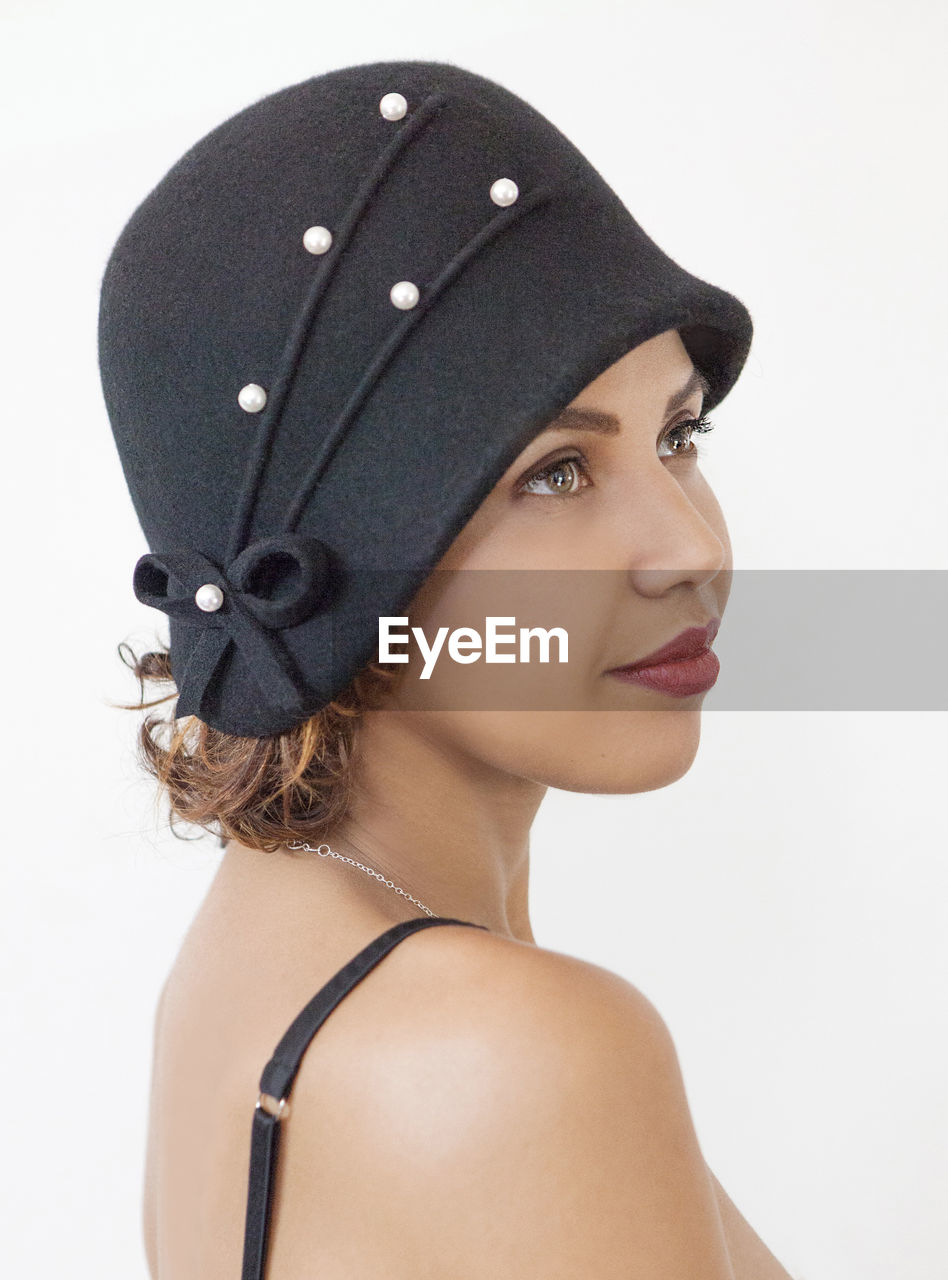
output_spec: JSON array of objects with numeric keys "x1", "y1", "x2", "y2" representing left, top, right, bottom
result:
[
  {"x1": 225, "y1": 91, "x2": 451, "y2": 564},
  {"x1": 280, "y1": 180, "x2": 561, "y2": 536}
]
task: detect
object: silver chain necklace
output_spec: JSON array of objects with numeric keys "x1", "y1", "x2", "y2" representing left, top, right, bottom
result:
[{"x1": 284, "y1": 839, "x2": 438, "y2": 917}]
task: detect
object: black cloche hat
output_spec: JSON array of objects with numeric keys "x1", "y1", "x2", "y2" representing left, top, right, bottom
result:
[{"x1": 98, "y1": 58, "x2": 754, "y2": 737}]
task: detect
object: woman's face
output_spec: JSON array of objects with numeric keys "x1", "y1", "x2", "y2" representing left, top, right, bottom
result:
[{"x1": 382, "y1": 328, "x2": 733, "y2": 795}]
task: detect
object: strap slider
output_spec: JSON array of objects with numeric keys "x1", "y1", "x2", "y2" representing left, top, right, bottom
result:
[{"x1": 256, "y1": 1091, "x2": 291, "y2": 1121}]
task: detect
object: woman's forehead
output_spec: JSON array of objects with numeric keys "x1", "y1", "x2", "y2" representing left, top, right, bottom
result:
[{"x1": 565, "y1": 337, "x2": 709, "y2": 422}]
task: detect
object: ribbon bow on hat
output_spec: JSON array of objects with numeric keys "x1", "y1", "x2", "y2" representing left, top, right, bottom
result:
[{"x1": 133, "y1": 533, "x2": 333, "y2": 722}]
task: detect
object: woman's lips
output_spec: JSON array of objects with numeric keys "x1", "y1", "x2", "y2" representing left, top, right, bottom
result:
[
  {"x1": 607, "y1": 648, "x2": 720, "y2": 696},
  {"x1": 605, "y1": 621, "x2": 721, "y2": 697}
]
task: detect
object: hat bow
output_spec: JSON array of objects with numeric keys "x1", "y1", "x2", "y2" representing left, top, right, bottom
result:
[{"x1": 132, "y1": 533, "x2": 332, "y2": 721}]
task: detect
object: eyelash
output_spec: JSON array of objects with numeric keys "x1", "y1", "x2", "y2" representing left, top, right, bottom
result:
[{"x1": 518, "y1": 414, "x2": 716, "y2": 497}]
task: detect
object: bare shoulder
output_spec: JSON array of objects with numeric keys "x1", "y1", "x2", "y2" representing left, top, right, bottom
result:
[
  {"x1": 400, "y1": 918, "x2": 675, "y2": 1048},
  {"x1": 280, "y1": 924, "x2": 736, "y2": 1279},
  {"x1": 434, "y1": 932, "x2": 794, "y2": 1279}
]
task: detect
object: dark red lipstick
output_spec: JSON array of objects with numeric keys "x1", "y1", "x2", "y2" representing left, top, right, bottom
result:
[{"x1": 606, "y1": 619, "x2": 720, "y2": 697}]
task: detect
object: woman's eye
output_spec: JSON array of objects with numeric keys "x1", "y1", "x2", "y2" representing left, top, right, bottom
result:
[
  {"x1": 519, "y1": 453, "x2": 591, "y2": 497},
  {"x1": 518, "y1": 415, "x2": 716, "y2": 497},
  {"x1": 658, "y1": 413, "x2": 715, "y2": 458}
]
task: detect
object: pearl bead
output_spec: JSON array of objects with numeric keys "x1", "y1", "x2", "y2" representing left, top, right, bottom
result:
[
  {"x1": 490, "y1": 178, "x2": 519, "y2": 207},
  {"x1": 379, "y1": 92, "x2": 408, "y2": 121},
  {"x1": 390, "y1": 280, "x2": 419, "y2": 310},
  {"x1": 195, "y1": 583, "x2": 224, "y2": 613},
  {"x1": 302, "y1": 225, "x2": 332, "y2": 255},
  {"x1": 237, "y1": 383, "x2": 267, "y2": 413}
]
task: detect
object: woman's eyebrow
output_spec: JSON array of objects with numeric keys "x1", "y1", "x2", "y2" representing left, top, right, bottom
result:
[
  {"x1": 665, "y1": 366, "x2": 711, "y2": 414},
  {"x1": 541, "y1": 405, "x2": 622, "y2": 435},
  {"x1": 542, "y1": 367, "x2": 711, "y2": 435}
]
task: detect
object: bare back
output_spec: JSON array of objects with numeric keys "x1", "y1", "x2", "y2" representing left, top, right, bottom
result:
[{"x1": 143, "y1": 845, "x2": 795, "y2": 1279}]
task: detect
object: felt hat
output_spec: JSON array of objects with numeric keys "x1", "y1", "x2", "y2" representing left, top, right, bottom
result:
[{"x1": 98, "y1": 58, "x2": 753, "y2": 737}]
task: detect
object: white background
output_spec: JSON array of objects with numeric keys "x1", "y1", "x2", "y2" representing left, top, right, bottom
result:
[{"x1": 2, "y1": 2, "x2": 946, "y2": 1277}]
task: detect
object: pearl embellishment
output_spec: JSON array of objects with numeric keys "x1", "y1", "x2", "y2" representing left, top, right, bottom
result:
[
  {"x1": 302, "y1": 225, "x2": 332, "y2": 255},
  {"x1": 195, "y1": 583, "x2": 224, "y2": 612},
  {"x1": 490, "y1": 178, "x2": 519, "y2": 207},
  {"x1": 379, "y1": 92, "x2": 408, "y2": 121},
  {"x1": 238, "y1": 383, "x2": 267, "y2": 413},
  {"x1": 390, "y1": 280, "x2": 420, "y2": 310}
]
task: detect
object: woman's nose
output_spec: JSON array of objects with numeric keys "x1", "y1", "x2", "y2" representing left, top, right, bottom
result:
[{"x1": 618, "y1": 462, "x2": 727, "y2": 594}]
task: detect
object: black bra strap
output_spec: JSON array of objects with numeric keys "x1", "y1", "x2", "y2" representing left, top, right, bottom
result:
[{"x1": 240, "y1": 915, "x2": 489, "y2": 1280}]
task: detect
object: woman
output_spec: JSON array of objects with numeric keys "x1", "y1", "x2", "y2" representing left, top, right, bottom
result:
[{"x1": 102, "y1": 60, "x2": 793, "y2": 1278}]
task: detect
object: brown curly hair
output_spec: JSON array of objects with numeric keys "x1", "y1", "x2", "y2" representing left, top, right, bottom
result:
[{"x1": 112, "y1": 632, "x2": 406, "y2": 853}]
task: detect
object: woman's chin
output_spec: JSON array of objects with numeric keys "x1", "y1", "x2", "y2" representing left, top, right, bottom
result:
[
  {"x1": 421, "y1": 705, "x2": 704, "y2": 795},
  {"x1": 540, "y1": 711, "x2": 703, "y2": 794}
]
